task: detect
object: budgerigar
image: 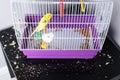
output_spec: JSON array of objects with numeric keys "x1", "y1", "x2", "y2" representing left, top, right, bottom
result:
[{"x1": 29, "y1": 13, "x2": 53, "y2": 38}]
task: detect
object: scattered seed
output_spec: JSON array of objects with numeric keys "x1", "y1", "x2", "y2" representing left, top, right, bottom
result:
[
  {"x1": 99, "y1": 65, "x2": 101, "y2": 67},
  {"x1": 105, "y1": 62, "x2": 110, "y2": 65},
  {"x1": 16, "y1": 54, "x2": 19, "y2": 59},
  {"x1": 105, "y1": 76, "x2": 107, "y2": 78},
  {"x1": 1, "y1": 35, "x2": 4, "y2": 38},
  {"x1": 14, "y1": 61, "x2": 17, "y2": 65},
  {"x1": 4, "y1": 44, "x2": 7, "y2": 47},
  {"x1": 10, "y1": 41, "x2": 16, "y2": 46},
  {"x1": 16, "y1": 65, "x2": 19, "y2": 69}
]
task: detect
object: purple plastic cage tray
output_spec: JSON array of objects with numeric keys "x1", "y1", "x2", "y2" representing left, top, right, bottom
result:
[{"x1": 21, "y1": 15, "x2": 100, "y2": 59}]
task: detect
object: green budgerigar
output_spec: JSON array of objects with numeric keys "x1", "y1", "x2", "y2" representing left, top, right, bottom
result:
[{"x1": 29, "y1": 13, "x2": 53, "y2": 38}]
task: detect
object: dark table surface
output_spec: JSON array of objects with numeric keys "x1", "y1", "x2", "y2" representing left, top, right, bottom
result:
[{"x1": 0, "y1": 27, "x2": 120, "y2": 80}]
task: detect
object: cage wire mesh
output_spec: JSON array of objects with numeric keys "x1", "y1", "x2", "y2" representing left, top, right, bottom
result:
[{"x1": 11, "y1": 0, "x2": 113, "y2": 51}]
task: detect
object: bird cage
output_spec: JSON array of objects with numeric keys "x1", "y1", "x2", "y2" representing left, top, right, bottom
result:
[{"x1": 11, "y1": 0, "x2": 113, "y2": 59}]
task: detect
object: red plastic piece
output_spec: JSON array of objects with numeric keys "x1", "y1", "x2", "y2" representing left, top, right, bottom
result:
[{"x1": 60, "y1": 0, "x2": 64, "y2": 16}]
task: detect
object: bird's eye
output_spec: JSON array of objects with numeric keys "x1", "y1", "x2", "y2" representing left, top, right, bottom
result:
[{"x1": 44, "y1": 20, "x2": 47, "y2": 22}]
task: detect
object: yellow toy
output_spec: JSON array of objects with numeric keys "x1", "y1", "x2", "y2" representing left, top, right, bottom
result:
[
  {"x1": 41, "y1": 42, "x2": 47, "y2": 49},
  {"x1": 80, "y1": 0, "x2": 85, "y2": 13},
  {"x1": 29, "y1": 13, "x2": 53, "y2": 38}
]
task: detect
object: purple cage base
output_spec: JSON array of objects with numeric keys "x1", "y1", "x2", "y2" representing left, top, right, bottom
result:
[
  {"x1": 22, "y1": 50, "x2": 100, "y2": 59},
  {"x1": 21, "y1": 15, "x2": 100, "y2": 59}
]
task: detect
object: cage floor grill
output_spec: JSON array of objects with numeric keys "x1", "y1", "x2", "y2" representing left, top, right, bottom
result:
[{"x1": 11, "y1": 0, "x2": 113, "y2": 59}]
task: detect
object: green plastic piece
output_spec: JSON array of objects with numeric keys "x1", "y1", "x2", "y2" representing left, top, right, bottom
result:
[{"x1": 35, "y1": 33, "x2": 42, "y2": 38}]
